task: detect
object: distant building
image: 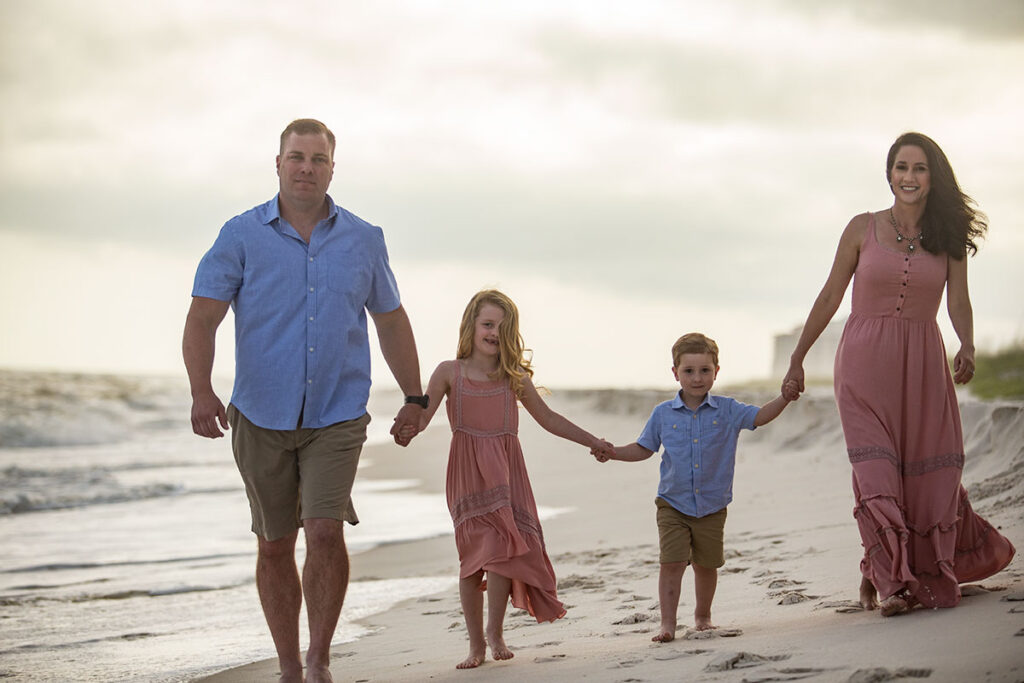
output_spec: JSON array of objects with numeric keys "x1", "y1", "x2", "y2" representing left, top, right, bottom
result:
[{"x1": 772, "y1": 319, "x2": 846, "y2": 381}]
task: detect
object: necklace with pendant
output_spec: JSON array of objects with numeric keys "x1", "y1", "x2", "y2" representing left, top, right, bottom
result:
[{"x1": 889, "y1": 208, "x2": 924, "y2": 253}]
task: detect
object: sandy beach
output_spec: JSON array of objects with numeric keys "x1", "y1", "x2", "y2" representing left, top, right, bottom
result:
[{"x1": 198, "y1": 388, "x2": 1024, "y2": 683}]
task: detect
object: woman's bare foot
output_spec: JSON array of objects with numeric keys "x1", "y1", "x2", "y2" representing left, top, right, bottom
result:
[
  {"x1": 879, "y1": 592, "x2": 910, "y2": 617},
  {"x1": 486, "y1": 630, "x2": 514, "y2": 661},
  {"x1": 859, "y1": 576, "x2": 879, "y2": 611},
  {"x1": 456, "y1": 648, "x2": 486, "y2": 670}
]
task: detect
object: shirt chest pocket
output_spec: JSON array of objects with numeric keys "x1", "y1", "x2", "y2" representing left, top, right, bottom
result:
[
  {"x1": 662, "y1": 414, "x2": 694, "y2": 450},
  {"x1": 327, "y1": 262, "x2": 372, "y2": 305}
]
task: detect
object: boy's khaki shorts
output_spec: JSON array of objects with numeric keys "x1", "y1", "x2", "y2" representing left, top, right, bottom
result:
[
  {"x1": 655, "y1": 497, "x2": 727, "y2": 568},
  {"x1": 228, "y1": 404, "x2": 370, "y2": 541}
]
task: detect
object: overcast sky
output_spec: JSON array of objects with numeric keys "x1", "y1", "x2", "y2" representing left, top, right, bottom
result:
[{"x1": 2, "y1": 0, "x2": 1022, "y2": 389}]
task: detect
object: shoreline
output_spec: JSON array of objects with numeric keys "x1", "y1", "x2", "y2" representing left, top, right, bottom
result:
[{"x1": 197, "y1": 392, "x2": 1024, "y2": 682}]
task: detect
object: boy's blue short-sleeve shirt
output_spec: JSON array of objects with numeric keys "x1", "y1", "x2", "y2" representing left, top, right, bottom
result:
[
  {"x1": 191, "y1": 194, "x2": 400, "y2": 430},
  {"x1": 637, "y1": 393, "x2": 759, "y2": 517}
]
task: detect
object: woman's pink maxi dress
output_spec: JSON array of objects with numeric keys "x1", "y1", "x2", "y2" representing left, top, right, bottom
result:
[
  {"x1": 444, "y1": 361, "x2": 566, "y2": 622},
  {"x1": 835, "y1": 214, "x2": 1015, "y2": 608}
]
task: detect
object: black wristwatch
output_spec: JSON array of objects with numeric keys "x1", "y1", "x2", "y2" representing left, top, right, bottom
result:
[{"x1": 404, "y1": 394, "x2": 429, "y2": 408}]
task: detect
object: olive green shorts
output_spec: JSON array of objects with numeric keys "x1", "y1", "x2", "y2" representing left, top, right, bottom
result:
[
  {"x1": 655, "y1": 497, "x2": 727, "y2": 568},
  {"x1": 227, "y1": 404, "x2": 370, "y2": 541}
]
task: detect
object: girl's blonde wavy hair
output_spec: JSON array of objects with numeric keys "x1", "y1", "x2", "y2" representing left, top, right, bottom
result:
[{"x1": 456, "y1": 289, "x2": 534, "y2": 398}]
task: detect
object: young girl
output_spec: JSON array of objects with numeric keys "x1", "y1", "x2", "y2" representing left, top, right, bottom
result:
[{"x1": 413, "y1": 289, "x2": 612, "y2": 669}]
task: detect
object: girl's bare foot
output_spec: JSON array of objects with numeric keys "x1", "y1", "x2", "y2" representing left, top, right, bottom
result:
[
  {"x1": 486, "y1": 630, "x2": 514, "y2": 661},
  {"x1": 456, "y1": 648, "x2": 486, "y2": 670}
]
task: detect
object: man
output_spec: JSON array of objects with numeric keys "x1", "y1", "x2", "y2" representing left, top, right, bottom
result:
[{"x1": 183, "y1": 118, "x2": 426, "y2": 683}]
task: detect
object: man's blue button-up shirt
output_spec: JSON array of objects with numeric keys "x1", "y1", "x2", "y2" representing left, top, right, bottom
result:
[
  {"x1": 192, "y1": 194, "x2": 401, "y2": 430},
  {"x1": 638, "y1": 393, "x2": 760, "y2": 518}
]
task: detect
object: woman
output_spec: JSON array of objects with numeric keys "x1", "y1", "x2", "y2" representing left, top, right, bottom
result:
[{"x1": 783, "y1": 132, "x2": 1015, "y2": 616}]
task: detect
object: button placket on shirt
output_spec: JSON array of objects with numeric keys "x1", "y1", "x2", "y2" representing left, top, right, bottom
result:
[
  {"x1": 305, "y1": 247, "x2": 319, "y2": 392},
  {"x1": 691, "y1": 408, "x2": 702, "y2": 508},
  {"x1": 896, "y1": 255, "x2": 911, "y2": 314}
]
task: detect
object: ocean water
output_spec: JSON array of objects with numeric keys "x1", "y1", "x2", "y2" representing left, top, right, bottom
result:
[
  {"x1": 0, "y1": 371, "x2": 462, "y2": 682},
  {"x1": 4, "y1": 372, "x2": 1019, "y2": 682}
]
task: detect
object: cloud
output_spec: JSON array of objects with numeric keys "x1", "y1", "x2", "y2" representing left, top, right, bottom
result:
[
  {"x1": 1, "y1": 1, "x2": 1021, "y2": 383},
  {"x1": 771, "y1": 0, "x2": 1024, "y2": 41}
]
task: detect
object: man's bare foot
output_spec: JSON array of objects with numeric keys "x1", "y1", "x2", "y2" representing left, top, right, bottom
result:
[
  {"x1": 879, "y1": 592, "x2": 909, "y2": 617},
  {"x1": 859, "y1": 576, "x2": 879, "y2": 610},
  {"x1": 651, "y1": 629, "x2": 675, "y2": 643},
  {"x1": 278, "y1": 663, "x2": 303, "y2": 683},
  {"x1": 456, "y1": 650, "x2": 486, "y2": 670},
  {"x1": 694, "y1": 614, "x2": 716, "y2": 631}
]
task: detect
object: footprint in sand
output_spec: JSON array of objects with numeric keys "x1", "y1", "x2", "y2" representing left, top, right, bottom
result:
[
  {"x1": 532, "y1": 654, "x2": 567, "y2": 664},
  {"x1": 816, "y1": 599, "x2": 865, "y2": 614},
  {"x1": 847, "y1": 667, "x2": 932, "y2": 682},
  {"x1": 612, "y1": 612, "x2": 655, "y2": 625},
  {"x1": 558, "y1": 574, "x2": 605, "y2": 591},
  {"x1": 750, "y1": 569, "x2": 784, "y2": 584},
  {"x1": 682, "y1": 627, "x2": 743, "y2": 640},
  {"x1": 704, "y1": 650, "x2": 789, "y2": 672},
  {"x1": 652, "y1": 649, "x2": 709, "y2": 661},
  {"x1": 610, "y1": 657, "x2": 645, "y2": 669},
  {"x1": 776, "y1": 592, "x2": 818, "y2": 605},
  {"x1": 533, "y1": 641, "x2": 562, "y2": 648},
  {"x1": 742, "y1": 666, "x2": 838, "y2": 682}
]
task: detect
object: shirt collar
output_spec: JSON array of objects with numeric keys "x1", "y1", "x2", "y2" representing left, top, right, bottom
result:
[
  {"x1": 262, "y1": 193, "x2": 339, "y2": 226},
  {"x1": 671, "y1": 391, "x2": 717, "y2": 412}
]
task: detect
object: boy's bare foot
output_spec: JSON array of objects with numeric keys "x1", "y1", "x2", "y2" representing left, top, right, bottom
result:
[
  {"x1": 859, "y1": 576, "x2": 878, "y2": 610},
  {"x1": 456, "y1": 648, "x2": 486, "y2": 670},
  {"x1": 694, "y1": 614, "x2": 716, "y2": 631},
  {"x1": 651, "y1": 629, "x2": 675, "y2": 643}
]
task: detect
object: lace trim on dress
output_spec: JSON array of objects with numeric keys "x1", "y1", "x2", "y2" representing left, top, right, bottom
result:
[
  {"x1": 451, "y1": 484, "x2": 511, "y2": 527},
  {"x1": 904, "y1": 452, "x2": 965, "y2": 476},
  {"x1": 848, "y1": 446, "x2": 898, "y2": 468},
  {"x1": 847, "y1": 447, "x2": 964, "y2": 476},
  {"x1": 512, "y1": 505, "x2": 543, "y2": 540}
]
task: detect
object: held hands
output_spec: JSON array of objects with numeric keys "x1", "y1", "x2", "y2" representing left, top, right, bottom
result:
[
  {"x1": 781, "y1": 379, "x2": 802, "y2": 402},
  {"x1": 590, "y1": 439, "x2": 616, "y2": 463},
  {"x1": 391, "y1": 403, "x2": 424, "y2": 447},
  {"x1": 781, "y1": 364, "x2": 805, "y2": 402}
]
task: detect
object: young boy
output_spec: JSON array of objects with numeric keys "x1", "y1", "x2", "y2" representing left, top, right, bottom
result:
[{"x1": 595, "y1": 332, "x2": 798, "y2": 641}]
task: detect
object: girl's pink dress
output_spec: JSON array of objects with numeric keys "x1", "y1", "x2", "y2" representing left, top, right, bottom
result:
[
  {"x1": 835, "y1": 213, "x2": 1015, "y2": 608},
  {"x1": 444, "y1": 361, "x2": 566, "y2": 622}
]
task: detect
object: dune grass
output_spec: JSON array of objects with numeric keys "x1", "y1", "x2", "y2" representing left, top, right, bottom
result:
[{"x1": 970, "y1": 342, "x2": 1024, "y2": 400}]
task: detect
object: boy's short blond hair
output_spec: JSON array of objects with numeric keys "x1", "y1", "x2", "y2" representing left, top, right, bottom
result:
[{"x1": 671, "y1": 333, "x2": 720, "y2": 368}]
